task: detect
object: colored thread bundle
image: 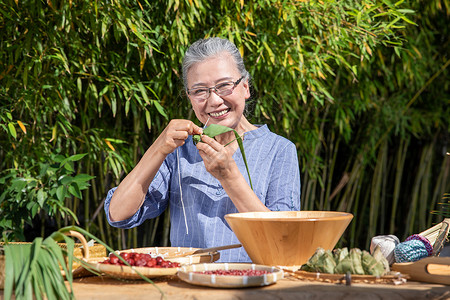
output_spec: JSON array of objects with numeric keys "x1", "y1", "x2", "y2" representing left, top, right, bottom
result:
[
  {"x1": 370, "y1": 235, "x2": 400, "y2": 265},
  {"x1": 393, "y1": 235, "x2": 433, "y2": 263}
]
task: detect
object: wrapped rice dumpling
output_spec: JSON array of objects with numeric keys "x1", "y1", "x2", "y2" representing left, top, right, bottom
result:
[
  {"x1": 315, "y1": 250, "x2": 336, "y2": 274},
  {"x1": 300, "y1": 248, "x2": 325, "y2": 272},
  {"x1": 372, "y1": 245, "x2": 390, "y2": 273},
  {"x1": 333, "y1": 247, "x2": 349, "y2": 263},
  {"x1": 350, "y1": 248, "x2": 365, "y2": 275},
  {"x1": 335, "y1": 248, "x2": 365, "y2": 275},
  {"x1": 361, "y1": 250, "x2": 386, "y2": 276},
  {"x1": 300, "y1": 248, "x2": 336, "y2": 273}
]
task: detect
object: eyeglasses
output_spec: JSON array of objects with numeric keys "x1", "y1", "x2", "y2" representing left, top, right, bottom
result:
[{"x1": 187, "y1": 76, "x2": 244, "y2": 101}]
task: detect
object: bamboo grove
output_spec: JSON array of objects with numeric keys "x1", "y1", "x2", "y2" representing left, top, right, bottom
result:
[{"x1": 0, "y1": 0, "x2": 449, "y2": 250}]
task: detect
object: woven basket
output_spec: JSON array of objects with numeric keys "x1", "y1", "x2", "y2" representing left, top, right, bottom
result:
[
  {"x1": 0, "y1": 231, "x2": 106, "y2": 289},
  {"x1": 419, "y1": 218, "x2": 450, "y2": 256}
]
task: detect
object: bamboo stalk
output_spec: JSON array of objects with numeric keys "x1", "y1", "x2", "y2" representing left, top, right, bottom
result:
[
  {"x1": 150, "y1": 216, "x2": 160, "y2": 246},
  {"x1": 420, "y1": 143, "x2": 434, "y2": 229},
  {"x1": 390, "y1": 138, "x2": 409, "y2": 233},
  {"x1": 84, "y1": 158, "x2": 91, "y2": 231},
  {"x1": 405, "y1": 146, "x2": 429, "y2": 237},
  {"x1": 350, "y1": 171, "x2": 365, "y2": 248},
  {"x1": 324, "y1": 132, "x2": 340, "y2": 210},
  {"x1": 337, "y1": 154, "x2": 364, "y2": 212}
]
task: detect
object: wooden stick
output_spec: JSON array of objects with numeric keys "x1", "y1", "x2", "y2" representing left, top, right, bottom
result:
[{"x1": 166, "y1": 244, "x2": 242, "y2": 259}]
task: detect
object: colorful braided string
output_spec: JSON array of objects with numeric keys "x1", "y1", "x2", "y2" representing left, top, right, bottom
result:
[
  {"x1": 405, "y1": 234, "x2": 433, "y2": 256},
  {"x1": 393, "y1": 234, "x2": 433, "y2": 263}
]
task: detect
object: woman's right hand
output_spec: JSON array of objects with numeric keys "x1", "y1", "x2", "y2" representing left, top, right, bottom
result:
[{"x1": 154, "y1": 119, "x2": 203, "y2": 156}]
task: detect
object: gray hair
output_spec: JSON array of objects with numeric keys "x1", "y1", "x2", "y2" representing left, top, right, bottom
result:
[{"x1": 182, "y1": 37, "x2": 250, "y2": 90}]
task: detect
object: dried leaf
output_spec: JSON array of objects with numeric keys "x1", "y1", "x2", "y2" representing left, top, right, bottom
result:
[{"x1": 17, "y1": 120, "x2": 27, "y2": 134}]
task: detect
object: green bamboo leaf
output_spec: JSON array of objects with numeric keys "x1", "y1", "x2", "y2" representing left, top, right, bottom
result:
[
  {"x1": 23, "y1": 64, "x2": 28, "y2": 89},
  {"x1": 59, "y1": 154, "x2": 86, "y2": 172},
  {"x1": 137, "y1": 82, "x2": 151, "y2": 104},
  {"x1": 233, "y1": 130, "x2": 253, "y2": 190},
  {"x1": 8, "y1": 122, "x2": 17, "y2": 139},
  {"x1": 105, "y1": 138, "x2": 127, "y2": 144},
  {"x1": 65, "y1": 153, "x2": 88, "y2": 162},
  {"x1": 397, "y1": 9, "x2": 415, "y2": 14},
  {"x1": 152, "y1": 100, "x2": 168, "y2": 119},
  {"x1": 398, "y1": 15, "x2": 417, "y2": 25},
  {"x1": 262, "y1": 41, "x2": 275, "y2": 64},
  {"x1": 125, "y1": 99, "x2": 131, "y2": 115},
  {"x1": 193, "y1": 124, "x2": 253, "y2": 190},
  {"x1": 145, "y1": 109, "x2": 152, "y2": 130}
]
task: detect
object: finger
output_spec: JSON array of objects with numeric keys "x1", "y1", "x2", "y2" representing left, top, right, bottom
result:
[
  {"x1": 170, "y1": 130, "x2": 189, "y2": 141},
  {"x1": 200, "y1": 135, "x2": 223, "y2": 151},
  {"x1": 196, "y1": 142, "x2": 221, "y2": 162},
  {"x1": 196, "y1": 140, "x2": 213, "y2": 154},
  {"x1": 177, "y1": 121, "x2": 202, "y2": 135}
]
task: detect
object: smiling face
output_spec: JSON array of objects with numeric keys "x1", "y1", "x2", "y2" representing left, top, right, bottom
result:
[{"x1": 186, "y1": 52, "x2": 252, "y2": 133}]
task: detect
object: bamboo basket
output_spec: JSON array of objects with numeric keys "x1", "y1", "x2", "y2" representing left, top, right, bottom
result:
[
  {"x1": 0, "y1": 231, "x2": 106, "y2": 289},
  {"x1": 389, "y1": 218, "x2": 450, "y2": 285},
  {"x1": 419, "y1": 218, "x2": 450, "y2": 256}
]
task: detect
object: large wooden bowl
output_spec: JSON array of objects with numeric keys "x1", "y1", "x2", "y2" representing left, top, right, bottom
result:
[{"x1": 225, "y1": 211, "x2": 353, "y2": 268}]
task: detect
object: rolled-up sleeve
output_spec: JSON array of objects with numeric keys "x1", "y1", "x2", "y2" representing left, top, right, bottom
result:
[{"x1": 104, "y1": 158, "x2": 173, "y2": 229}]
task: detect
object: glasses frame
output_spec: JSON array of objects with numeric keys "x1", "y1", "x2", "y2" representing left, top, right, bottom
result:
[{"x1": 187, "y1": 76, "x2": 245, "y2": 101}]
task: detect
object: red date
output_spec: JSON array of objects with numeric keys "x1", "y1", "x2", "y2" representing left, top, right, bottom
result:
[
  {"x1": 196, "y1": 269, "x2": 270, "y2": 276},
  {"x1": 101, "y1": 252, "x2": 180, "y2": 268}
]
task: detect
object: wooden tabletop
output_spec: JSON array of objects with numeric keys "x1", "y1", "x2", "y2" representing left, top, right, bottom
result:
[{"x1": 68, "y1": 274, "x2": 450, "y2": 300}]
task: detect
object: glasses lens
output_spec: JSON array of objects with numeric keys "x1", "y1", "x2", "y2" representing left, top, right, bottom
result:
[
  {"x1": 215, "y1": 82, "x2": 234, "y2": 96},
  {"x1": 190, "y1": 88, "x2": 208, "y2": 100}
]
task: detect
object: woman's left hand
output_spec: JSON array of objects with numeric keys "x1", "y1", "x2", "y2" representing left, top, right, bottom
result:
[{"x1": 196, "y1": 135, "x2": 238, "y2": 180}]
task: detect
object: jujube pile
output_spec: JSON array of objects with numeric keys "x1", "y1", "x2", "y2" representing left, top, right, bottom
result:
[{"x1": 101, "y1": 252, "x2": 180, "y2": 268}]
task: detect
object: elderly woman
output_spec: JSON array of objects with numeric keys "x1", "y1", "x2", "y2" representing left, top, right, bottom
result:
[{"x1": 105, "y1": 37, "x2": 301, "y2": 262}]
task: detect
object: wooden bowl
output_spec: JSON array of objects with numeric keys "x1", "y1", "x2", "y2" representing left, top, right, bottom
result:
[{"x1": 224, "y1": 211, "x2": 353, "y2": 268}]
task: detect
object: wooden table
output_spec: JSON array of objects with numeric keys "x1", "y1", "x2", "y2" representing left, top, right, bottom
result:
[{"x1": 68, "y1": 274, "x2": 450, "y2": 300}]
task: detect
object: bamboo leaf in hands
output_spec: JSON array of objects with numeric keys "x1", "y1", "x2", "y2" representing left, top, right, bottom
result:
[{"x1": 193, "y1": 124, "x2": 253, "y2": 190}]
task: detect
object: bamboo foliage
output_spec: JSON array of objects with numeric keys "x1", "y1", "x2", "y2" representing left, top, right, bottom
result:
[{"x1": 0, "y1": 0, "x2": 448, "y2": 252}]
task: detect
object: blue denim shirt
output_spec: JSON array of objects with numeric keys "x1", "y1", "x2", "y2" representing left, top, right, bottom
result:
[{"x1": 104, "y1": 125, "x2": 301, "y2": 262}]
